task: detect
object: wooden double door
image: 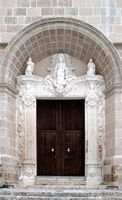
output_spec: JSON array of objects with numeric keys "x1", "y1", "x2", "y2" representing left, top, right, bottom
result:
[{"x1": 37, "y1": 100, "x2": 85, "y2": 176}]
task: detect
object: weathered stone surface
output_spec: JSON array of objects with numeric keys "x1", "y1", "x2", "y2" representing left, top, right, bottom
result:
[
  {"x1": 13, "y1": 8, "x2": 26, "y2": 16},
  {"x1": 4, "y1": 17, "x2": 17, "y2": 24},
  {"x1": 41, "y1": 8, "x2": 54, "y2": 15},
  {"x1": 55, "y1": 8, "x2": 64, "y2": 15},
  {"x1": 2, "y1": 0, "x2": 16, "y2": 8},
  {"x1": 37, "y1": 0, "x2": 51, "y2": 7},
  {"x1": 17, "y1": 0, "x2": 30, "y2": 7},
  {"x1": 0, "y1": 189, "x2": 122, "y2": 200},
  {"x1": 64, "y1": 8, "x2": 78, "y2": 15},
  {"x1": 0, "y1": 0, "x2": 122, "y2": 42}
]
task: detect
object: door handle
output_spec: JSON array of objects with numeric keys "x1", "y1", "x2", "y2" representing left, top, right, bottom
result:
[
  {"x1": 51, "y1": 147, "x2": 55, "y2": 152},
  {"x1": 51, "y1": 148, "x2": 56, "y2": 158},
  {"x1": 67, "y1": 147, "x2": 71, "y2": 152}
]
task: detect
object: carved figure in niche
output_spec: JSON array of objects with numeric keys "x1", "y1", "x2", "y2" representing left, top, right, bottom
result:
[
  {"x1": 87, "y1": 59, "x2": 95, "y2": 76},
  {"x1": 25, "y1": 57, "x2": 34, "y2": 75},
  {"x1": 45, "y1": 53, "x2": 77, "y2": 95},
  {"x1": 54, "y1": 54, "x2": 68, "y2": 86}
]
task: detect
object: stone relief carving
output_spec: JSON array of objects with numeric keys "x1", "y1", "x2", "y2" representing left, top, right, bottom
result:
[
  {"x1": 46, "y1": 53, "x2": 77, "y2": 95},
  {"x1": 17, "y1": 100, "x2": 25, "y2": 167},
  {"x1": 87, "y1": 164, "x2": 98, "y2": 178},
  {"x1": 86, "y1": 75, "x2": 105, "y2": 107},
  {"x1": 23, "y1": 164, "x2": 35, "y2": 178},
  {"x1": 25, "y1": 57, "x2": 34, "y2": 76},
  {"x1": 86, "y1": 81, "x2": 99, "y2": 107},
  {"x1": 22, "y1": 84, "x2": 35, "y2": 107},
  {"x1": 16, "y1": 53, "x2": 105, "y2": 185},
  {"x1": 17, "y1": 83, "x2": 35, "y2": 107},
  {"x1": 87, "y1": 164, "x2": 102, "y2": 181},
  {"x1": 18, "y1": 164, "x2": 35, "y2": 181},
  {"x1": 97, "y1": 97, "x2": 105, "y2": 162}
]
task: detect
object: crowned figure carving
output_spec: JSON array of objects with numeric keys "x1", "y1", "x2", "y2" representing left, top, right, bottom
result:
[{"x1": 46, "y1": 53, "x2": 76, "y2": 95}]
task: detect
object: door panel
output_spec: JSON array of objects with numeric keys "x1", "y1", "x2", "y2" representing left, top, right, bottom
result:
[
  {"x1": 37, "y1": 100, "x2": 85, "y2": 176},
  {"x1": 37, "y1": 100, "x2": 58, "y2": 175},
  {"x1": 61, "y1": 100, "x2": 85, "y2": 176},
  {"x1": 37, "y1": 100, "x2": 57, "y2": 130},
  {"x1": 62, "y1": 100, "x2": 84, "y2": 130},
  {"x1": 37, "y1": 131, "x2": 57, "y2": 175},
  {"x1": 63, "y1": 131, "x2": 84, "y2": 176}
]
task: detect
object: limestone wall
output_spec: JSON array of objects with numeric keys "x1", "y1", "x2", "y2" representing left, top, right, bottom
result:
[
  {"x1": 104, "y1": 89, "x2": 122, "y2": 186},
  {"x1": 0, "y1": 0, "x2": 122, "y2": 43},
  {"x1": 0, "y1": 90, "x2": 17, "y2": 183}
]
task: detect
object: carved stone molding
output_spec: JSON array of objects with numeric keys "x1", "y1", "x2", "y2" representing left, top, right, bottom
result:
[
  {"x1": 16, "y1": 53, "x2": 105, "y2": 186},
  {"x1": 86, "y1": 164, "x2": 102, "y2": 182},
  {"x1": 17, "y1": 100, "x2": 25, "y2": 167}
]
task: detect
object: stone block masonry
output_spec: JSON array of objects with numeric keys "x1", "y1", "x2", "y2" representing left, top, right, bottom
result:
[
  {"x1": 0, "y1": 0, "x2": 122, "y2": 43},
  {"x1": 0, "y1": 91, "x2": 17, "y2": 183}
]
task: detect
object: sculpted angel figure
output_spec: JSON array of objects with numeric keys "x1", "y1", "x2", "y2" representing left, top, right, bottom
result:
[
  {"x1": 25, "y1": 57, "x2": 34, "y2": 75},
  {"x1": 87, "y1": 59, "x2": 95, "y2": 76}
]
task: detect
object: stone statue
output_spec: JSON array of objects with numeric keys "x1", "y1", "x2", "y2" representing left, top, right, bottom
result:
[
  {"x1": 25, "y1": 57, "x2": 34, "y2": 76},
  {"x1": 45, "y1": 53, "x2": 76, "y2": 95},
  {"x1": 87, "y1": 59, "x2": 95, "y2": 76},
  {"x1": 55, "y1": 54, "x2": 67, "y2": 86}
]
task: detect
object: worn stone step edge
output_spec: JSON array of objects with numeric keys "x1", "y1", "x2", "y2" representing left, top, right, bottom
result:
[
  {"x1": 0, "y1": 197, "x2": 122, "y2": 200},
  {"x1": 0, "y1": 189, "x2": 122, "y2": 197}
]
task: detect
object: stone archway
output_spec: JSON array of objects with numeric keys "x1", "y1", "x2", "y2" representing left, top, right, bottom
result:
[
  {"x1": 0, "y1": 18, "x2": 122, "y2": 91},
  {"x1": 0, "y1": 17, "x2": 122, "y2": 187},
  {"x1": 17, "y1": 53, "x2": 105, "y2": 186}
]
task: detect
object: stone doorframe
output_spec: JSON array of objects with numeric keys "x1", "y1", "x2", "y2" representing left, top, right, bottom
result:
[{"x1": 16, "y1": 61, "x2": 105, "y2": 186}]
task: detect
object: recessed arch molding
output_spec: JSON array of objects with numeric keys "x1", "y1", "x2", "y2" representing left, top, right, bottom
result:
[{"x1": 1, "y1": 17, "x2": 122, "y2": 91}]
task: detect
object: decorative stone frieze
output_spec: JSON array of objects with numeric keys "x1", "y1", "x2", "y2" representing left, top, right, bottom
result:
[{"x1": 17, "y1": 53, "x2": 105, "y2": 186}]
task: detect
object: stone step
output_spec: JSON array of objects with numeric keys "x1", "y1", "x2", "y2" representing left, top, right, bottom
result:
[
  {"x1": 34, "y1": 177, "x2": 107, "y2": 189},
  {"x1": 0, "y1": 189, "x2": 122, "y2": 199},
  {"x1": 1, "y1": 197, "x2": 122, "y2": 200},
  {"x1": 35, "y1": 176, "x2": 86, "y2": 186}
]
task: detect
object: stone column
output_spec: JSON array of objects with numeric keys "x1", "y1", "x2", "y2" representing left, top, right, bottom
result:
[
  {"x1": 85, "y1": 75, "x2": 105, "y2": 185},
  {"x1": 17, "y1": 78, "x2": 36, "y2": 186}
]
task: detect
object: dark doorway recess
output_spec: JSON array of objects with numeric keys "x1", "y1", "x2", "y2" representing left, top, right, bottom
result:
[{"x1": 37, "y1": 100, "x2": 85, "y2": 176}]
